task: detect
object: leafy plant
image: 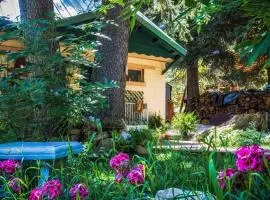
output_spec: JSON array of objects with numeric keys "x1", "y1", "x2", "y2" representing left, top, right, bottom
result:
[
  {"x1": 129, "y1": 128, "x2": 156, "y2": 146},
  {"x1": 203, "y1": 122, "x2": 268, "y2": 147},
  {"x1": 148, "y1": 114, "x2": 163, "y2": 129},
  {"x1": 172, "y1": 112, "x2": 197, "y2": 137},
  {"x1": 0, "y1": 18, "x2": 114, "y2": 140}
]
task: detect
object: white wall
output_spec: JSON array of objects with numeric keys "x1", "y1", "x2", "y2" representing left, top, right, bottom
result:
[{"x1": 126, "y1": 54, "x2": 169, "y2": 119}]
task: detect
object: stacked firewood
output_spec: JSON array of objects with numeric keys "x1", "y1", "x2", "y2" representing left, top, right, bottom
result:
[{"x1": 187, "y1": 91, "x2": 270, "y2": 121}]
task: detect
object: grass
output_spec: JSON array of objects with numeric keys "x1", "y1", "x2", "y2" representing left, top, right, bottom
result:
[
  {"x1": 55, "y1": 144, "x2": 235, "y2": 199},
  {"x1": 0, "y1": 141, "x2": 269, "y2": 199}
]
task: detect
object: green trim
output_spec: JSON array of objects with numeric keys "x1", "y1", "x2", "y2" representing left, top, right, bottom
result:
[
  {"x1": 57, "y1": 12, "x2": 98, "y2": 28},
  {"x1": 136, "y1": 11, "x2": 187, "y2": 56},
  {"x1": 56, "y1": 11, "x2": 187, "y2": 57},
  {"x1": 57, "y1": 12, "x2": 187, "y2": 57}
]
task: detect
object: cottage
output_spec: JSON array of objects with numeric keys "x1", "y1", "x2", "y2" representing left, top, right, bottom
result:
[{"x1": 0, "y1": 0, "x2": 186, "y2": 125}]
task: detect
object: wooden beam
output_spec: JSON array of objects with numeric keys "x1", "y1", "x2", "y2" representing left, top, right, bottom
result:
[
  {"x1": 128, "y1": 53, "x2": 173, "y2": 63},
  {"x1": 127, "y1": 63, "x2": 155, "y2": 70}
]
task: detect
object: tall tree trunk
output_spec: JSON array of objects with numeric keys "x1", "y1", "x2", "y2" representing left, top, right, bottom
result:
[
  {"x1": 23, "y1": 0, "x2": 54, "y2": 20},
  {"x1": 185, "y1": 61, "x2": 199, "y2": 112},
  {"x1": 91, "y1": 3, "x2": 130, "y2": 126},
  {"x1": 19, "y1": 0, "x2": 55, "y2": 136}
]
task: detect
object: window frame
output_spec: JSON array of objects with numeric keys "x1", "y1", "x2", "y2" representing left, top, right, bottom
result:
[{"x1": 126, "y1": 68, "x2": 144, "y2": 83}]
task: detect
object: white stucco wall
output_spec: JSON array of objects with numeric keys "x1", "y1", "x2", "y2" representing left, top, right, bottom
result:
[{"x1": 126, "y1": 54, "x2": 170, "y2": 119}]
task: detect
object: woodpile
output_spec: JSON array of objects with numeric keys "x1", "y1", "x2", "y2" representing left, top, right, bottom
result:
[{"x1": 186, "y1": 90, "x2": 270, "y2": 122}]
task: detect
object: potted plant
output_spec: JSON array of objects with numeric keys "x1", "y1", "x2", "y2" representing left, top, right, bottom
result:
[{"x1": 172, "y1": 112, "x2": 197, "y2": 139}]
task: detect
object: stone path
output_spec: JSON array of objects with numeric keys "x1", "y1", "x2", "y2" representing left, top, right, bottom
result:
[{"x1": 157, "y1": 140, "x2": 270, "y2": 155}]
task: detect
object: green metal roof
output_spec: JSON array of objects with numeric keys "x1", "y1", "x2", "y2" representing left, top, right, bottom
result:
[
  {"x1": 135, "y1": 12, "x2": 186, "y2": 57},
  {"x1": 1, "y1": 1, "x2": 186, "y2": 58},
  {"x1": 57, "y1": 11, "x2": 187, "y2": 59}
]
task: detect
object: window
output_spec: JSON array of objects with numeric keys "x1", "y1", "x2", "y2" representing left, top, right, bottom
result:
[{"x1": 127, "y1": 69, "x2": 144, "y2": 82}]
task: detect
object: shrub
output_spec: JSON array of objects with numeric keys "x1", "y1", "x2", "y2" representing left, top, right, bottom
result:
[
  {"x1": 172, "y1": 112, "x2": 197, "y2": 137},
  {"x1": 109, "y1": 152, "x2": 145, "y2": 185},
  {"x1": 0, "y1": 18, "x2": 113, "y2": 140},
  {"x1": 203, "y1": 123, "x2": 267, "y2": 147},
  {"x1": 114, "y1": 128, "x2": 159, "y2": 153},
  {"x1": 129, "y1": 128, "x2": 156, "y2": 146},
  {"x1": 148, "y1": 114, "x2": 163, "y2": 129},
  {"x1": 215, "y1": 145, "x2": 270, "y2": 199},
  {"x1": 230, "y1": 127, "x2": 263, "y2": 147}
]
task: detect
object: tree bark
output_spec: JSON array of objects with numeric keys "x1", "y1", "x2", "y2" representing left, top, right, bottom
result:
[
  {"x1": 19, "y1": 0, "x2": 55, "y2": 136},
  {"x1": 91, "y1": 3, "x2": 130, "y2": 124},
  {"x1": 185, "y1": 61, "x2": 199, "y2": 112},
  {"x1": 22, "y1": 0, "x2": 54, "y2": 20},
  {"x1": 267, "y1": 68, "x2": 270, "y2": 85}
]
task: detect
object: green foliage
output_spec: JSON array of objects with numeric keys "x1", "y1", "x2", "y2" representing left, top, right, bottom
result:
[
  {"x1": 1, "y1": 141, "x2": 270, "y2": 199},
  {"x1": 114, "y1": 128, "x2": 159, "y2": 153},
  {"x1": 148, "y1": 114, "x2": 163, "y2": 129},
  {"x1": 0, "y1": 19, "x2": 114, "y2": 140},
  {"x1": 129, "y1": 128, "x2": 157, "y2": 146},
  {"x1": 201, "y1": 0, "x2": 270, "y2": 68},
  {"x1": 172, "y1": 112, "x2": 197, "y2": 137},
  {"x1": 202, "y1": 123, "x2": 270, "y2": 148}
]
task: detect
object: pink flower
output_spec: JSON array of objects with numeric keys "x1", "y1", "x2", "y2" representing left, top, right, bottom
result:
[
  {"x1": 133, "y1": 164, "x2": 145, "y2": 177},
  {"x1": 217, "y1": 168, "x2": 235, "y2": 189},
  {"x1": 235, "y1": 145, "x2": 264, "y2": 172},
  {"x1": 109, "y1": 153, "x2": 130, "y2": 170},
  {"x1": 250, "y1": 145, "x2": 264, "y2": 157},
  {"x1": 29, "y1": 188, "x2": 43, "y2": 200},
  {"x1": 0, "y1": 160, "x2": 20, "y2": 174},
  {"x1": 115, "y1": 172, "x2": 124, "y2": 183},
  {"x1": 42, "y1": 179, "x2": 63, "y2": 200},
  {"x1": 235, "y1": 146, "x2": 251, "y2": 159},
  {"x1": 8, "y1": 178, "x2": 21, "y2": 194},
  {"x1": 217, "y1": 170, "x2": 227, "y2": 189},
  {"x1": 225, "y1": 168, "x2": 235, "y2": 178},
  {"x1": 126, "y1": 168, "x2": 144, "y2": 185},
  {"x1": 236, "y1": 158, "x2": 250, "y2": 172},
  {"x1": 69, "y1": 183, "x2": 89, "y2": 200}
]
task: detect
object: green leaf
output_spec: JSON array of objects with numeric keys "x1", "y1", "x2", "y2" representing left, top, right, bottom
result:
[
  {"x1": 209, "y1": 153, "x2": 223, "y2": 200},
  {"x1": 247, "y1": 32, "x2": 270, "y2": 66},
  {"x1": 130, "y1": 15, "x2": 136, "y2": 31}
]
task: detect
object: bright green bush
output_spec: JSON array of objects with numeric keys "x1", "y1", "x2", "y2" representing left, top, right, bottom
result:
[
  {"x1": 203, "y1": 123, "x2": 269, "y2": 147},
  {"x1": 230, "y1": 128, "x2": 263, "y2": 146},
  {"x1": 129, "y1": 128, "x2": 157, "y2": 146},
  {"x1": 172, "y1": 112, "x2": 197, "y2": 137}
]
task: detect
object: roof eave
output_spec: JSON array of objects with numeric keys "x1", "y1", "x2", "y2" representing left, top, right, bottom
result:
[
  {"x1": 135, "y1": 11, "x2": 187, "y2": 57},
  {"x1": 56, "y1": 11, "x2": 187, "y2": 58}
]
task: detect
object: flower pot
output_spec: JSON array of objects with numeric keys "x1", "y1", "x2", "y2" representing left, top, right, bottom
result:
[{"x1": 70, "y1": 129, "x2": 81, "y2": 141}]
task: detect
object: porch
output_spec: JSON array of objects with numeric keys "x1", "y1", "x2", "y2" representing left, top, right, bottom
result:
[{"x1": 125, "y1": 102, "x2": 148, "y2": 125}]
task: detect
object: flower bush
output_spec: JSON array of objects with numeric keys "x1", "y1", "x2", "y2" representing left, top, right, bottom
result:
[
  {"x1": 41, "y1": 179, "x2": 63, "y2": 200},
  {"x1": 217, "y1": 144, "x2": 270, "y2": 190},
  {"x1": 235, "y1": 145, "x2": 264, "y2": 172},
  {"x1": 0, "y1": 159, "x2": 91, "y2": 200},
  {"x1": 109, "y1": 152, "x2": 130, "y2": 170},
  {"x1": 0, "y1": 160, "x2": 20, "y2": 175},
  {"x1": 109, "y1": 152, "x2": 145, "y2": 185}
]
